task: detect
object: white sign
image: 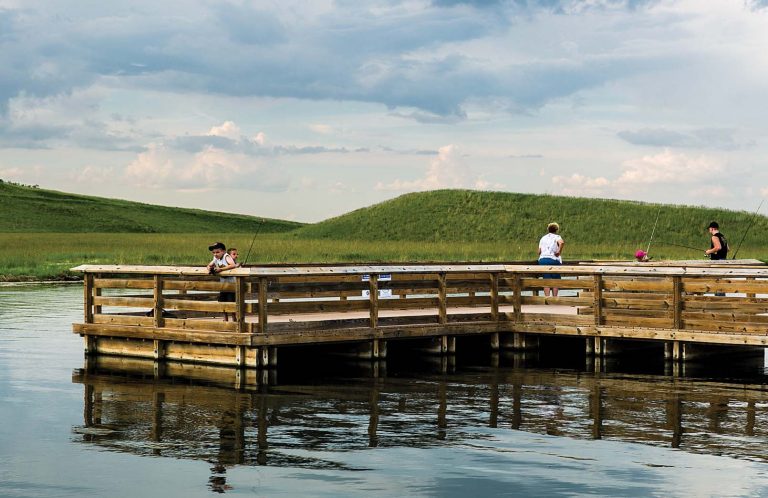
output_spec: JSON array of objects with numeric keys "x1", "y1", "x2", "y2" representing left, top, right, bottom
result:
[{"x1": 362, "y1": 274, "x2": 393, "y2": 297}]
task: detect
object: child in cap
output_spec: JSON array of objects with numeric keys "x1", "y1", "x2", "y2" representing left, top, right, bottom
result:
[{"x1": 207, "y1": 242, "x2": 238, "y2": 321}]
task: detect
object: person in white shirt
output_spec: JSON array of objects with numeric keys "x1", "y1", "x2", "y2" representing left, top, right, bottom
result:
[
  {"x1": 537, "y1": 222, "x2": 565, "y2": 297},
  {"x1": 206, "y1": 241, "x2": 238, "y2": 321}
]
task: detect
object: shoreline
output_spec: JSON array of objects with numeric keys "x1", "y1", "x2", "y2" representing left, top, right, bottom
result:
[{"x1": 0, "y1": 274, "x2": 82, "y2": 284}]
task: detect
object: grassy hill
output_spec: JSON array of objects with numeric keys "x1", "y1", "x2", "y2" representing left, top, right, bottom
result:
[
  {"x1": 0, "y1": 181, "x2": 303, "y2": 233},
  {"x1": 293, "y1": 190, "x2": 767, "y2": 257},
  {"x1": 2, "y1": 186, "x2": 766, "y2": 280}
]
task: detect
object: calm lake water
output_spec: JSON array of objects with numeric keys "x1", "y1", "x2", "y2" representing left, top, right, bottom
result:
[{"x1": 4, "y1": 284, "x2": 768, "y2": 497}]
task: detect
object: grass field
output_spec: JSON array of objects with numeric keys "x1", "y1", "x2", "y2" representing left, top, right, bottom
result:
[
  {"x1": 295, "y1": 190, "x2": 768, "y2": 251},
  {"x1": 1, "y1": 232, "x2": 757, "y2": 281},
  {"x1": 0, "y1": 182, "x2": 302, "y2": 233},
  {"x1": 2, "y1": 184, "x2": 766, "y2": 280}
]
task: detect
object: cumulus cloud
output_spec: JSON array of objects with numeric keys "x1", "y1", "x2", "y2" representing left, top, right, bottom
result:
[
  {"x1": 123, "y1": 143, "x2": 289, "y2": 192},
  {"x1": 552, "y1": 150, "x2": 726, "y2": 196},
  {"x1": 169, "y1": 122, "x2": 364, "y2": 156},
  {"x1": 376, "y1": 145, "x2": 504, "y2": 191},
  {"x1": 208, "y1": 121, "x2": 242, "y2": 140},
  {"x1": 615, "y1": 150, "x2": 723, "y2": 185}
]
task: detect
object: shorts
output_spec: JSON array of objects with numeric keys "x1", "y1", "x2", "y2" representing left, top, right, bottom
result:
[
  {"x1": 218, "y1": 292, "x2": 236, "y2": 303},
  {"x1": 538, "y1": 258, "x2": 562, "y2": 280}
]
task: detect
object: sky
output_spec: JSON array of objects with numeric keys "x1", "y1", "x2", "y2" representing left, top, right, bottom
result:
[{"x1": 0, "y1": 0, "x2": 767, "y2": 222}]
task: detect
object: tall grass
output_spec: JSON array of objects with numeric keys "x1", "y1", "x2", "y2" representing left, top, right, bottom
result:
[
  {"x1": 294, "y1": 190, "x2": 768, "y2": 253},
  {"x1": 1, "y1": 233, "x2": 760, "y2": 281},
  {"x1": 0, "y1": 182, "x2": 302, "y2": 233}
]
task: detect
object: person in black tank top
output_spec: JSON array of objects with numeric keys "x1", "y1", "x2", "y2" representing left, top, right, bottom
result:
[{"x1": 705, "y1": 221, "x2": 728, "y2": 260}]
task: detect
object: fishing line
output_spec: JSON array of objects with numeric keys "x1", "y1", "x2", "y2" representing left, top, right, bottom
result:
[
  {"x1": 645, "y1": 208, "x2": 661, "y2": 256},
  {"x1": 659, "y1": 241, "x2": 703, "y2": 253},
  {"x1": 732, "y1": 198, "x2": 764, "y2": 260},
  {"x1": 242, "y1": 218, "x2": 265, "y2": 267}
]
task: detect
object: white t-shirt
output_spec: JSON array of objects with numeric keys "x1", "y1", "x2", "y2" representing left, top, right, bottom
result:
[
  {"x1": 211, "y1": 253, "x2": 236, "y2": 283},
  {"x1": 538, "y1": 233, "x2": 563, "y2": 262}
]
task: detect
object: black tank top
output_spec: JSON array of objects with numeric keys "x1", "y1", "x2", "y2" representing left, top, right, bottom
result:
[{"x1": 710, "y1": 232, "x2": 728, "y2": 260}]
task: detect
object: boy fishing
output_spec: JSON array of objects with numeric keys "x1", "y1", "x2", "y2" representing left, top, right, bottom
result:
[
  {"x1": 705, "y1": 222, "x2": 728, "y2": 260},
  {"x1": 207, "y1": 242, "x2": 238, "y2": 321}
]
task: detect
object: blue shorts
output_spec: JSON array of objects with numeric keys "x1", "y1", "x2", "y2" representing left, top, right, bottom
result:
[{"x1": 538, "y1": 258, "x2": 561, "y2": 279}]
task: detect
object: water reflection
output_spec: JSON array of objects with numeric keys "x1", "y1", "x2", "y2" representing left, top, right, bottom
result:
[{"x1": 72, "y1": 351, "x2": 768, "y2": 494}]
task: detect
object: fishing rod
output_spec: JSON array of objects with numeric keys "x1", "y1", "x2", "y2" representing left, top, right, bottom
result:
[
  {"x1": 659, "y1": 240, "x2": 704, "y2": 253},
  {"x1": 241, "y1": 218, "x2": 265, "y2": 267},
  {"x1": 645, "y1": 208, "x2": 661, "y2": 256},
  {"x1": 731, "y1": 198, "x2": 764, "y2": 260}
]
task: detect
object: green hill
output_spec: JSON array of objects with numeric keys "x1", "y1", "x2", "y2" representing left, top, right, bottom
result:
[
  {"x1": 0, "y1": 181, "x2": 303, "y2": 233},
  {"x1": 293, "y1": 190, "x2": 767, "y2": 257}
]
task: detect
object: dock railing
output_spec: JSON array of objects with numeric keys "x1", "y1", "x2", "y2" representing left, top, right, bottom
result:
[{"x1": 72, "y1": 263, "x2": 768, "y2": 366}]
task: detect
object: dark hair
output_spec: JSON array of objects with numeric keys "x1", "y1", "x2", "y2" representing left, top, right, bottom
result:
[
  {"x1": 708, "y1": 221, "x2": 719, "y2": 229},
  {"x1": 208, "y1": 242, "x2": 226, "y2": 251}
]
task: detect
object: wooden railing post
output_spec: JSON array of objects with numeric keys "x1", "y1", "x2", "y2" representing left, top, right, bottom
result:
[
  {"x1": 490, "y1": 273, "x2": 499, "y2": 322},
  {"x1": 153, "y1": 275, "x2": 164, "y2": 328},
  {"x1": 369, "y1": 274, "x2": 379, "y2": 328},
  {"x1": 672, "y1": 276, "x2": 682, "y2": 330},
  {"x1": 593, "y1": 274, "x2": 603, "y2": 326},
  {"x1": 513, "y1": 273, "x2": 522, "y2": 323},
  {"x1": 94, "y1": 273, "x2": 102, "y2": 315},
  {"x1": 257, "y1": 277, "x2": 268, "y2": 334},
  {"x1": 235, "y1": 276, "x2": 246, "y2": 333},
  {"x1": 438, "y1": 272, "x2": 447, "y2": 324},
  {"x1": 84, "y1": 273, "x2": 94, "y2": 324}
]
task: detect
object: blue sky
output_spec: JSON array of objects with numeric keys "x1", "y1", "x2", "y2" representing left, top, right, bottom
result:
[{"x1": 1, "y1": 0, "x2": 767, "y2": 222}]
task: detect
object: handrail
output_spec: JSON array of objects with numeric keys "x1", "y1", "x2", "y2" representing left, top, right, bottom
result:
[{"x1": 71, "y1": 263, "x2": 768, "y2": 278}]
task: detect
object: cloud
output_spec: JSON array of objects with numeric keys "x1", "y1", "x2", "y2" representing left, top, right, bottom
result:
[
  {"x1": 73, "y1": 165, "x2": 116, "y2": 185},
  {"x1": 0, "y1": 0, "x2": 676, "y2": 124},
  {"x1": 208, "y1": 121, "x2": 242, "y2": 140},
  {"x1": 0, "y1": 166, "x2": 43, "y2": 182},
  {"x1": 309, "y1": 124, "x2": 334, "y2": 135},
  {"x1": 0, "y1": 88, "x2": 147, "y2": 151},
  {"x1": 123, "y1": 143, "x2": 289, "y2": 192},
  {"x1": 432, "y1": 0, "x2": 659, "y2": 13},
  {"x1": 552, "y1": 173, "x2": 611, "y2": 196},
  {"x1": 746, "y1": 0, "x2": 768, "y2": 11},
  {"x1": 617, "y1": 128, "x2": 754, "y2": 150},
  {"x1": 169, "y1": 122, "x2": 364, "y2": 156},
  {"x1": 615, "y1": 150, "x2": 723, "y2": 185},
  {"x1": 510, "y1": 154, "x2": 544, "y2": 159},
  {"x1": 376, "y1": 144, "x2": 504, "y2": 191},
  {"x1": 552, "y1": 150, "x2": 725, "y2": 196}
]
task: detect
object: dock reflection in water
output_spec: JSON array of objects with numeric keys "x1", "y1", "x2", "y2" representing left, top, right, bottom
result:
[{"x1": 72, "y1": 353, "x2": 768, "y2": 492}]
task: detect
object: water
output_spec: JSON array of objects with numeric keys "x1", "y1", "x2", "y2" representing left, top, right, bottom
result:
[{"x1": 3, "y1": 285, "x2": 768, "y2": 497}]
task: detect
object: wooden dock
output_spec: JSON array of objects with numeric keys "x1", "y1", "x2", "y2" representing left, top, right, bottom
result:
[{"x1": 71, "y1": 261, "x2": 768, "y2": 368}]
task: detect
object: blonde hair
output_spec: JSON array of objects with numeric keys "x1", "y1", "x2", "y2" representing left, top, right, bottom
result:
[{"x1": 547, "y1": 222, "x2": 559, "y2": 233}]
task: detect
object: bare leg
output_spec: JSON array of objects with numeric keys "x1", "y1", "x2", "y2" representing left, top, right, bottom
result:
[
  {"x1": 552, "y1": 288, "x2": 559, "y2": 297},
  {"x1": 544, "y1": 288, "x2": 551, "y2": 297}
]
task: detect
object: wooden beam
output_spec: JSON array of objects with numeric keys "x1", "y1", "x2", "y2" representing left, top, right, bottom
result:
[
  {"x1": 153, "y1": 275, "x2": 165, "y2": 328},
  {"x1": 257, "y1": 277, "x2": 268, "y2": 334},
  {"x1": 438, "y1": 273, "x2": 447, "y2": 324},
  {"x1": 593, "y1": 275, "x2": 603, "y2": 326},
  {"x1": 672, "y1": 276, "x2": 682, "y2": 330},
  {"x1": 84, "y1": 274, "x2": 94, "y2": 324},
  {"x1": 369, "y1": 274, "x2": 379, "y2": 329},
  {"x1": 235, "y1": 277, "x2": 246, "y2": 333},
  {"x1": 490, "y1": 273, "x2": 499, "y2": 322}
]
